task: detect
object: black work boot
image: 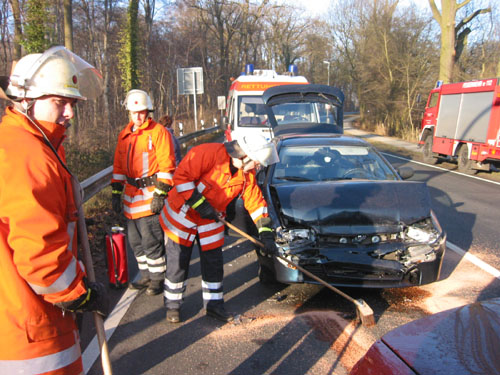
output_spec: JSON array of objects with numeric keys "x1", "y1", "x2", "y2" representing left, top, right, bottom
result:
[
  {"x1": 206, "y1": 305, "x2": 234, "y2": 322},
  {"x1": 166, "y1": 309, "x2": 180, "y2": 323},
  {"x1": 146, "y1": 279, "x2": 164, "y2": 296},
  {"x1": 128, "y1": 276, "x2": 150, "y2": 290}
]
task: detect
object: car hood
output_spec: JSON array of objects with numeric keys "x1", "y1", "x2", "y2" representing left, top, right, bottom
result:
[
  {"x1": 381, "y1": 297, "x2": 500, "y2": 374},
  {"x1": 272, "y1": 180, "x2": 431, "y2": 234}
]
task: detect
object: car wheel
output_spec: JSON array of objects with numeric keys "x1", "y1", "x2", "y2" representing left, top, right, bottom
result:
[
  {"x1": 457, "y1": 145, "x2": 477, "y2": 175},
  {"x1": 423, "y1": 136, "x2": 439, "y2": 165},
  {"x1": 258, "y1": 265, "x2": 277, "y2": 285}
]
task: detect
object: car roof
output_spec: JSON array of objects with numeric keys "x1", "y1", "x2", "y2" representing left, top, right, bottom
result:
[{"x1": 276, "y1": 133, "x2": 372, "y2": 148}]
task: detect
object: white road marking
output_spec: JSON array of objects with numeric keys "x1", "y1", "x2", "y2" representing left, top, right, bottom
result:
[
  {"x1": 380, "y1": 152, "x2": 500, "y2": 276},
  {"x1": 382, "y1": 152, "x2": 500, "y2": 186},
  {"x1": 82, "y1": 286, "x2": 139, "y2": 373},
  {"x1": 447, "y1": 241, "x2": 500, "y2": 279}
]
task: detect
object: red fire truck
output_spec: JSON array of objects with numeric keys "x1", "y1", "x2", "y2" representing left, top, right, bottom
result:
[{"x1": 419, "y1": 78, "x2": 500, "y2": 174}]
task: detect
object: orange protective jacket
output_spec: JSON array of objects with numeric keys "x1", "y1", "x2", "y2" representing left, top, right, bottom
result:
[
  {"x1": 159, "y1": 143, "x2": 268, "y2": 251},
  {"x1": 112, "y1": 118, "x2": 176, "y2": 219},
  {"x1": 0, "y1": 107, "x2": 87, "y2": 374}
]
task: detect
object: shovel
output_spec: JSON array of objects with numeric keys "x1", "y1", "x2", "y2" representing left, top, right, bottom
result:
[{"x1": 220, "y1": 217, "x2": 376, "y2": 327}]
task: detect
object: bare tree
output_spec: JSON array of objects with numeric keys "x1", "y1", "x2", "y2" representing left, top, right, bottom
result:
[
  {"x1": 186, "y1": 0, "x2": 244, "y2": 94},
  {"x1": 428, "y1": 0, "x2": 490, "y2": 83},
  {"x1": 263, "y1": 5, "x2": 308, "y2": 72},
  {"x1": 8, "y1": 0, "x2": 21, "y2": 60},
  {"x1": 63, "y1": 0, "x2": 73, "y2": 50}
]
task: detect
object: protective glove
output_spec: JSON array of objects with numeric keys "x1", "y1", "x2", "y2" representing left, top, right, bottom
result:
[
  {"x1": 257, "y1": 217, "x2": 277, "y2": 256},
  {"x1": 111, "y1": 182, "x2": 123, "y2": 214},
  {"x1": 186, "y1": 190, "x2": 218, "y2": 220},
  {"x1": 150, "y1": 181, "x2": 172, "y2": 214},
  {"x1": 150, "y1": 193, "x2": 165, "y2": 214},
  {"x1": 55, "y1": 281, "x2": 110, "y2": 317},
  {"x1": 259, "y1": 230, "x2": 277, "y2": 256}
]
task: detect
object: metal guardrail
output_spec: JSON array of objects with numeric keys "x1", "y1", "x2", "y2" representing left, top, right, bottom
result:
[{"x1": 80, "y1": 126, "x2": 221, "y2": 203}]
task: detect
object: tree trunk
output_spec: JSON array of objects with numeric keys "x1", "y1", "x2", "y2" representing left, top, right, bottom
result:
[
  {"x1": 63, "y1": 0, "x2": 73, "y2": 50},
  {"x1": 437, "y1": 0, "x2": 456, "y2": 83},
  {"x1": 8, "y1": 0, "x2": 22, "y2": 60}
]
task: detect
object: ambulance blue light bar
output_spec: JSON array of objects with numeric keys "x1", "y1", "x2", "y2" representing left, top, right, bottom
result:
[{"x1": 245, "y1": 64, "x2": 254, "y2": 75}]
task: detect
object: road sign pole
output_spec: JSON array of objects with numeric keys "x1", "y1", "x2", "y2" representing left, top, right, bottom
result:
[{"x1": 193, "y1": 71, "x2": 198, "y2": 131}]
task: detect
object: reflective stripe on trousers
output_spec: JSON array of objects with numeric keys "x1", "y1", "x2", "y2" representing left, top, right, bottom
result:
[
  {"x1": 127, "y1": 214, "x2": 166, "y2": 280},
  {"x1": 164, "y1": 237, "x2": 224, "y2": 310}
]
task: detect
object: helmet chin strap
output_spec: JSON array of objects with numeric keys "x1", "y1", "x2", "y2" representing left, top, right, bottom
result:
[
  {"x1": 14, "y1": 100, "x2": 74, "y2": 178},
  {"x1": 12, "y1": 98, "x2": 35, "y2": 115}
]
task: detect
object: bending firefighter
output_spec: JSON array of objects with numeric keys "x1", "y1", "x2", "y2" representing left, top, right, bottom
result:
[
  {"x1": 0, "y1": 47, "x2": 108, "y2": 375},
  {"x1": 159, "y1": 134, "x2": 279, "y2": 323},
  {"x1": 111, "y1": 89, "x2": 176, "y2": 295}
]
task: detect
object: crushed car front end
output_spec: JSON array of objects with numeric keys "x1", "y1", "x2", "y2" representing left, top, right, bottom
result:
[{"x1": 263, "y1": 180, "x2": 446, "y2": 288}]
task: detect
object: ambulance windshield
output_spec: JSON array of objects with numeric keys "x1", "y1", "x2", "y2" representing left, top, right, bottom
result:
[{"x1": 238, "y1": 96, "x2": 269, "y2": 127}]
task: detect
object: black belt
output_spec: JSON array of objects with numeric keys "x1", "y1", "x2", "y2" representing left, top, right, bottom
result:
[{"x1": 126, "y1": 174, "x2": 157, "y2": 188}]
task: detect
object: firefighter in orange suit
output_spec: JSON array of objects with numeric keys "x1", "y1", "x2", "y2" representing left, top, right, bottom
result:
[
  {"x1": 160, "y1": 134, "x2": 279, "y2": 323},
  {"x1": 0, "y1": 47, "x2": 108, "y2": 375},
  {"x1": 111, "y1": 89, "x2": 176, "y2": 296}
]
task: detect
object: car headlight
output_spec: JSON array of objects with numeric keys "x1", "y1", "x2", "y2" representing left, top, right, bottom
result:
[
  {"x1": 403, "y1": 216, "x2": 441, "y2": 245},
  {"x1": 406, "y1": 226, "x2": 433, "y2": 243},
  {"x1": 276, "y1": 227, "x2": 316, "y2": 250}
]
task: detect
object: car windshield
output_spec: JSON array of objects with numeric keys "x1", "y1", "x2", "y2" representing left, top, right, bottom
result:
[
  {"x1": 238, "y1": 96, "x2": 269, "y2": 127},
  {"x1": 270, "y1": 102, "x2": 338, "y2": 125},
  {"x1": 271, "y1": 145, "x2": 398, "y2": 182}
]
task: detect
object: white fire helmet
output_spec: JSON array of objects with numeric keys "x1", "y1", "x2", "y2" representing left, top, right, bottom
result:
[
  {"x1": 4, "y1": 46, "x2": 103, "y2": 101},
  {"x1": 124, "y1": 89, "x2": 154, "y2": 112},
  {"x1": 237, "y1": 134, "x2": 279, "y2": 167}
]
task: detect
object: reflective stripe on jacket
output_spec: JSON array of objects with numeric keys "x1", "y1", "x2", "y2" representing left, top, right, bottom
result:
[
  {"x1": 112, "y1": 118, "x2": 176, "y2": 219},
  {"x1": 0, "y1": 107, "x2": 86, "y2": 374},
  {"x1": 160, "y1": 143, "x2": 268, "y2": 250}
]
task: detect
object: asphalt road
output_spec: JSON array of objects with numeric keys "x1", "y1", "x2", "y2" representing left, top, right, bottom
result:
[
  {"x1": 86, "y1": 234, "x2": 352, "y2": 375},
  {"x1": 82, "y1": 123, "x2": 500, "y2": 374}
]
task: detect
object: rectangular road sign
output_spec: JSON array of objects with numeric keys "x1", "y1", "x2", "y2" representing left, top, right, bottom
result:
[{"x1": 177, "y1": 67, "x2": 204, "y2": 95}]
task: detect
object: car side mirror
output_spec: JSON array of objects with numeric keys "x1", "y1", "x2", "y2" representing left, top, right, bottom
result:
[{"x1": 397, "y1": 166, "x2": 414, "y2": 180}]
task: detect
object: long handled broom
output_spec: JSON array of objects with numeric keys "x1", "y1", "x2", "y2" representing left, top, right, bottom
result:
[
  {"x1": 220, "y1": 217, "x2": 376, "y2": 327},
  {"x1": 72, "y1": 178, "x2": 113, "y2": 375}
]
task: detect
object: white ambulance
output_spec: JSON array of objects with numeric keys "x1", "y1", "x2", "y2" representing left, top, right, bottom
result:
[{"x1": 223, "y1": 64, "x2": 308, "y2": 142}]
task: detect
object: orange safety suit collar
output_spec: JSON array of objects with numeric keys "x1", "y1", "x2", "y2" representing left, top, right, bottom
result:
[
  {"x1": 120, "y1": 117, "x2": 153, "y2": 139},
  {"x1": 3, "y1": 106, "x2": 67, "y2": 152}
]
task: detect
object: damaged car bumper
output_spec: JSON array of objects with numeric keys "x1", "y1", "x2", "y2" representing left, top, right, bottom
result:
[{"x1": 265, "y1": 232, "x2": 446, "y2": 288}]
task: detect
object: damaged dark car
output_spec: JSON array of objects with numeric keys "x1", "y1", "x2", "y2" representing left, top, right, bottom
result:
[{"x1": 236, "y1": 84, "x2": 446, "y2": 288}]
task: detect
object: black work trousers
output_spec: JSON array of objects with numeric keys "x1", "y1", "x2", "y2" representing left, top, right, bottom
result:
[
  {"x1": 164, "y1": 236, "x2": 223, "y2": 311},
  {"x1": 127, "y1": 214, "x2": 166, "y2": 281}
]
